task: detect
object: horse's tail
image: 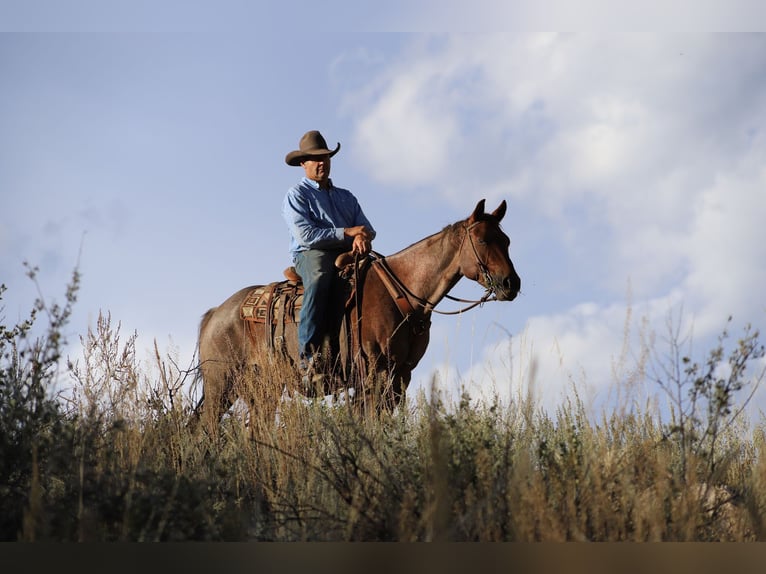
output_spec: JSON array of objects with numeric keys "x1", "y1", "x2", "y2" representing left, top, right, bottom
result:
[{"x1": 190, "y1": 307, "x2": 218, "y2": 420}]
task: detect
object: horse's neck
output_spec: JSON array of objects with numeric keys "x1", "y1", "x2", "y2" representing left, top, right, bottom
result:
[{"x1": 385, "y1": 226, "x2": 464, "y2": 308}]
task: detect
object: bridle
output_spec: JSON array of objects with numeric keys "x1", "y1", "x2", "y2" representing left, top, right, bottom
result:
[
  {"x1": 347, "y1": 220, "x2": 503, "y2": 381},
  {"x1": 369, "y1": 220, "x2": 501, "y2": 317}
]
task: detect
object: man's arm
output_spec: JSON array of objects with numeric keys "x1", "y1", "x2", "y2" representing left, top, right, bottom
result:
[{"x1": 282, "y1": 190, "x2": 347, "y2": 250}]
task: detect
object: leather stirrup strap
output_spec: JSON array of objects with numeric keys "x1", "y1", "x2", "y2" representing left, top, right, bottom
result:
[{"x1": 371, "y1": 260, "x2": 416, "y2": 318}]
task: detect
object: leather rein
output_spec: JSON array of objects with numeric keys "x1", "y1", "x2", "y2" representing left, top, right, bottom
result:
[{"x1": 367, "y1": 220, "x2": 499, "y2": 317}]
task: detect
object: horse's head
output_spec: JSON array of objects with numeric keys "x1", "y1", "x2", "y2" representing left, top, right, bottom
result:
[{"x1": 461, "y1": 199, "x2": 521, "y2": 301}]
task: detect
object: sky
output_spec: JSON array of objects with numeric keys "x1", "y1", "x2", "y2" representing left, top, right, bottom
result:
[{"x1": 2, "y1": 11, "x2": 766, "y2": 420}]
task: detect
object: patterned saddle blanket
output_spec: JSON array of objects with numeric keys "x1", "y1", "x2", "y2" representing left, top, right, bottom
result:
[{"x1": 240, "y1": 281, "x2": 303, "y2": 325}]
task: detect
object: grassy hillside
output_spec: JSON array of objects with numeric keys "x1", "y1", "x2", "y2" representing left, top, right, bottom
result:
[{"x1": 2, "y1": 269, "x2": 765, "y2": 541}]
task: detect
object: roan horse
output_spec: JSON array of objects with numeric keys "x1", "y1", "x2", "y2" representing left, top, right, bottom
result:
[{"x1": 195, "y1": 199, "x2": 521, "y2": 432}]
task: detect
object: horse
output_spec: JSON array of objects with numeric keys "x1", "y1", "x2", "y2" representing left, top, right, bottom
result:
[{"x1": 194, "y1": 198, "x2": 521, "y2": 433}]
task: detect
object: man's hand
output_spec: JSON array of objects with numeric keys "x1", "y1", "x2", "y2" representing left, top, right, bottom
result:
[
  {"x1": 344, "y1": 226, "x2": 372, "y2": 255},
  {"x1": 351, "y1": 234, "x2": 371, "y2": 255},
  {"x1": 344, "y1": 225, "x2": 372, "y2": 240}
]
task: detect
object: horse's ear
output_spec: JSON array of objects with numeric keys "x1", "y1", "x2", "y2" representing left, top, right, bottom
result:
[
  {"x1": 491, "y1": 200, "x2": 507, "y2": 222},
  {"x1": 469, "y1": 199, "x2": 487, "y2": 222}
]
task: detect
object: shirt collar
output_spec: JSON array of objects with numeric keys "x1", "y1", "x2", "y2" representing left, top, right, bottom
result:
[{"x1": 302, "y1": 176, "x2": 333, "y2": 191}]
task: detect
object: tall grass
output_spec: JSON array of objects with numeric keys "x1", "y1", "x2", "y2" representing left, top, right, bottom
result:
[{"x1": 2, "y1": 268, "x2": 765, "y2": 541}]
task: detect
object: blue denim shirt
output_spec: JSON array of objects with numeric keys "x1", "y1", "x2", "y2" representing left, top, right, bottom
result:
[{"x1": 282, "y1": 177, "x2": 376, "y2": 260}]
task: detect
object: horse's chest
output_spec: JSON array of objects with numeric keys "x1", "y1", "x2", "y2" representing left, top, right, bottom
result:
[{"x1": 386, "y1": 314, "x2": 431, "y2": 368}]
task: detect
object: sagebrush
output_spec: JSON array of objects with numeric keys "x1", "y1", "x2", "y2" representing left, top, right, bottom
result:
[{"x1": 2, "y1": 267, "x2": 765, "y2": 541}]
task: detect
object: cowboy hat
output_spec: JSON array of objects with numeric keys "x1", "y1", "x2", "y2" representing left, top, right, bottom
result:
[{"x1": 285, "y1": 130, "x2": 341, "y2": 166}]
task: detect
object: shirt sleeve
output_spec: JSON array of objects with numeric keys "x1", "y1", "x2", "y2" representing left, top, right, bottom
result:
[
  {"x1": 348, "y1": 193, "x2": 377, "y2": 240},
  {"x1": 282, "y1": 189, "x2": 347, "y2": 250}
]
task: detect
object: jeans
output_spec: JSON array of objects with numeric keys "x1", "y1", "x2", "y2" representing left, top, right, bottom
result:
[{"x1": 294, "y1": 249, "x2": 343, "y2": 360}]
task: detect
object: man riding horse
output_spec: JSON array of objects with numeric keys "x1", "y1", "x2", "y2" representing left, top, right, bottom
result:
[
  {"x1": 281, "y1": 130, "x2": 376, "y2": 389},
  {"x1": 194, "y1": 131, "x2": 519, "y2": 431}
]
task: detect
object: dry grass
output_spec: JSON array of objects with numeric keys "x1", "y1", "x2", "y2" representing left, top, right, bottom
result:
[{"x1": 2, "y1": 271, "x2": 766, "y2": 541}]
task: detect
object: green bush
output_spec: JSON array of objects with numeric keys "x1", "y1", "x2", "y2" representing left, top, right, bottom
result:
[
  {"x1": 2, "y1": 266, "x2": 765, "y2": 540},
  {"x1": 0, "y1": 264, "x2": 79, "y2": 540}
]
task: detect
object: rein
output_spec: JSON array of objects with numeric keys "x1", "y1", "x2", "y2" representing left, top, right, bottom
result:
[{"x1": 368, "y1": 220, "x2": 498, "y2": 317}]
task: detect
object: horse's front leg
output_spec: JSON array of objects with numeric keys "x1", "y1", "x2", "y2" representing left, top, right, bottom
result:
[
  {"x1": 364, "y1": 362, "x2": 409, "y2": 414},
  {"x1": 354, "y1": 352, "x2": 388, "y2": 414},
  {"x1": 358, "y1": 335, "x2": 410, "y2": 414},
  {"x1": 390, "y1": 367, "x2": 411, "y2": 410}
]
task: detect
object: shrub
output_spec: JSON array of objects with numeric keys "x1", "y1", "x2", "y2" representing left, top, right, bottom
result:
[{"x1": 2, "y1": 267, "x2": 765, "y2": 540}]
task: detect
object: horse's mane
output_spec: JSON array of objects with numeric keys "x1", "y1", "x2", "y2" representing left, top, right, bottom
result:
[
  {"x1": 440, "y1": 211, "x2": 502, "y2": 238},
  {"x1": 389, "y1": 211, "x2": 501, "y2": 258}
]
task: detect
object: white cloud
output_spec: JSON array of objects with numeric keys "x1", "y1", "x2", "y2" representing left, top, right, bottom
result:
[
  {"x1": 460, "y1": 301, "x2": 643, "y2": 412},
  {"x1": 682, "y1": 136, "x2": 766, "y2": 333},
  {"x1": 4, "y1": 32, "x2": 764, "y2": 424},
  {"x1": 353, "y1": 78, "x2": 458, "y2": 185},
  {"x1": 420, "y1": 289, "x2": 710, "y2": 417},
  {"x1": 363, "y1": 34, "x2": 766, "y2": 414},
  {"x1": 392, "y1": 1, "x2": 766, "y2": 33}
]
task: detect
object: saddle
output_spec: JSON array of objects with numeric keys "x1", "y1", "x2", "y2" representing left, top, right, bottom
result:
[
  {"x1": 280, "y1": 251, "x2": 356, "y2": 285},
  {"x1": 239, "y1": 252, "x2": 369, "y2": 351}
]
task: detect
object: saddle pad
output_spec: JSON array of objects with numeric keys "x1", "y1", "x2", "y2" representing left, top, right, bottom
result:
[{"x1": 240, "y1": 281, "x2": 303, "y2": 324}]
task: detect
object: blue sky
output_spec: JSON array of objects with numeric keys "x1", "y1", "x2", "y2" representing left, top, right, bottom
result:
[{"x1": 2, "y1": 21, "x2": 766, "y2": 418}]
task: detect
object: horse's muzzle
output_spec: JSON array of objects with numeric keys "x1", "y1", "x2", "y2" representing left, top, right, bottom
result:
[{"x1": 495, "y1": 274, "x2": 521, "y2": 301}]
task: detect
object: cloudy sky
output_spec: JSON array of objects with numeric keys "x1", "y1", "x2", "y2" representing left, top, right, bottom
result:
[{"x1": 2, "y1": 13, "x2": 766, "y2": 418}]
